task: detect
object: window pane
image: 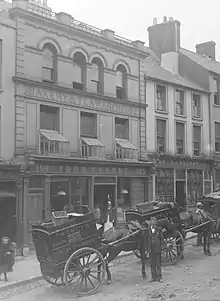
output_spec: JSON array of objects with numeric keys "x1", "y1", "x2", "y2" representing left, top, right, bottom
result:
[
  {"x1": 43, "y1": 48, "x2": 54, "y2": 69},
  {"x1": 215, "y1": 122, "x2": 220, "y2": 137},
  {"x1": 40, "y1": 105, "x2": 59, "y2": 131},
  {"x1": 116, "y1": 70, "x2": 123, "y2": 87},
  {"x1": 193, "y1": 126, "x2": 201, "y2": 141},
  {"x1": 90, "y1": 64, "x2": 99, "y2": 82},
  {"x1": 80, "y1": 113, "x2": 97, "y2": 137},
  {"x1": 214, "y1": 79, "x2": 218, "y2": 93},
  {"x1": 156, "y1": 85, "x2": 166, "y2": 110},
  {"x1": 157, "y1": 119, "x2": 166, "y2": 136},
  {"x1": 176, "y1": 123, "x2": 184, "y2": 139},
  {"x1": 73, "y1": 63, "x2": 83, "y2": 83},
  {"x1": 115, "y1": 118, "x2": 129, "y2": 139}
]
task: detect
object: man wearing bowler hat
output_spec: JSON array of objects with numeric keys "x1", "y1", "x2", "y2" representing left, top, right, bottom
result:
[{"x1": 147, "y1": 216, "x2": 164, "y2": 282}]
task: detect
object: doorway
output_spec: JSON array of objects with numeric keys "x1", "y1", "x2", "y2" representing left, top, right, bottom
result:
[
  {"x1": 94, "y1": 184, "x2": 115, "y2": 212},
  {"x1": 176, "y1": 181, "x2": 186, "y2": 210}
]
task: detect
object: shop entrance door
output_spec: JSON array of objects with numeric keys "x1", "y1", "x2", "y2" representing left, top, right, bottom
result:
[
  {"x1": 94, "y1": 184, "x2": 115, "y2": 211},
  {"x1": 176, "y1": 181, "x2": 185, "y2": 210}
]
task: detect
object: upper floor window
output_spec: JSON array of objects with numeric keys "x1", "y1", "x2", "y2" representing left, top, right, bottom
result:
[
  {"x1": 156, "y1": 84, "x2": 166, "y2": 111},
  {"x1": 42, "y1": 43, "x2": 57, "y2": 83},
  {"x1": 73, "y1": 52, "x2": 86, "y2": 91},
  {"x1": 116, "y1": 65, "x2": 127, "y2": 99},
  {"x1": 214, "y1": 79, "x2": 220, "y2": 105},
  {"x1": 156, "y1": 119, "x2": 166, "y2": 153},
  {"x1": 115, "y1": 118, "x2": 129, "y2": 140},
  {"x1": 175, "y1": 89, "x2": 185, "y2": 115},
  {"x1": 215, "y1": 122, "x2": 220, "y2": 152},
  {"x1": 0, "y1": 40, "x2": 2, "y2": 89},
  {"x1": 193, "y1": 125, "x2": 201, "y2": 156},
  {"x1": 80, "y1": 112, "x2": 97, "y2": 138},
  {"x1": 176, "y1": 122, "x2": 185, "y2": 155},
  {"x1": 40, "y1": 105, "x2": 59, "y2": 131},
  {"x1": 88, "y1": 58, "x2": 104, "y2": 94},
  {"x1": 192, "y1": 93, "x2": 201, "y2": 118}
]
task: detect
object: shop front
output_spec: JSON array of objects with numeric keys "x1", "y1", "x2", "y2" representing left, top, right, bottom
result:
[
  {"x1": 23, "y1": 157, "x2": 154, "y2": 246},
  {"x1": 151, "y1": 154, "x2": 213, "y2": 208},
  {"x1": 0, "y1": 164, "x2": 22, "y2": 246}
]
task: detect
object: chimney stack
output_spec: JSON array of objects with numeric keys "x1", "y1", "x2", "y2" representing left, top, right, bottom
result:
[
  {"x1": 196, "y1": 41, "x2": 216, "y2": 60},
  {"x1": 148, "y1": 17, "x2": 181, "y2": 59}
]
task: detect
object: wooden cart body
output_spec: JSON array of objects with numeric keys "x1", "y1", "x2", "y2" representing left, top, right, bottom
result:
[{"x1": 32, "y1": 213, "x2": 100, "y2": 279}]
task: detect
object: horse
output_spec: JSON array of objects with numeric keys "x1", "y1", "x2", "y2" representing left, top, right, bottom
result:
[
  {"x1": 180, "y1": 209, "x2": 217, "y2": 256},
  {"x1": 98, "y1": 221, "x2": 149, "y2": 284}
]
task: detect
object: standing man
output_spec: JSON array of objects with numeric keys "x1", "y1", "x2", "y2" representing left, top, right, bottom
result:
[{"x1": 147, "y1": 217, "x2": 164, "y2": 282}]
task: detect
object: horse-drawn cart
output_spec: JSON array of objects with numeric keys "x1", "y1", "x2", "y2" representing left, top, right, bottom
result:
[
  {"x1": 32, "y1": 210, "x2": 144, "y2": 296},
  {"x1": 125, "y1": 202, "x2": 185, "y2": 265},
  {"x1": 202, "y1": 190, "x2": 220, "y2": 239},
  {"x1": 32, "y1": 211, "x2": 106, "y2": 296}
]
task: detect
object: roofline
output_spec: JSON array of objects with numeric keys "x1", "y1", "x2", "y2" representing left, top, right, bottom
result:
[
  {"x1": 9, "y1": 7, "x2": 150, "y2": 59},
  {"x1": 180, "y1": 48, "x2": 220, "y2": 77},
  {"x1": 145, "y1": 74, "x2": 210, "y2": 94}
]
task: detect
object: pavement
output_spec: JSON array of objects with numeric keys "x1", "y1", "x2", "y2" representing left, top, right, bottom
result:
[
  {"x1": 0, "y1": 232, "x2": 197, "y2": 292},
  {"x1": 2, "y1": 238, "x2": 220, "y2": 301}
]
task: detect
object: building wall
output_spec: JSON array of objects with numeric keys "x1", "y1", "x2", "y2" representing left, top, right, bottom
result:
[
  {"x1": 8, "y1": 4, "x2": 148, "y2": 160},
  {"x1": 0, "y1": 16, "x2": 16, "y2": 160},
  {"x1": 209, "y1": 75, "x2": 220, "y2": 155},
  {"x1": 146, "y1": 79, "x2": 210, "y2": 157}
]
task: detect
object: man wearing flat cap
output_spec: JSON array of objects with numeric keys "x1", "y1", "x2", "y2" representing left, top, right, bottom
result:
[{"x1": 147, "y1": 216, "x2": 164, "y2": 282}]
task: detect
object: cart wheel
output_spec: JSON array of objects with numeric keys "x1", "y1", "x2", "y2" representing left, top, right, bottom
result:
[
  {"x1": 43, "y1": 274, "x2": 65, "y2": 287},
  {"x1": 211, "y1": 233, "x2": 220, "y2": 239},
  {"x1": 162, "y1": 230, "x2": 184, "y2": 266},
  {"x1": 64, "y1": 247, "x2": 106, "y2": 296}
]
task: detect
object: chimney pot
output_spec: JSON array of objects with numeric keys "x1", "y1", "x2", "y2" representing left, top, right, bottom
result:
[
  {"x1": 196, "y1": 41, "x2": 216, "y2": 60},
  {"x1": 153, "y1": 17, "x2": 157, "y2": 25},
  {"x1": 163, "y1": 16, "x2": 167, "y2": 23}
]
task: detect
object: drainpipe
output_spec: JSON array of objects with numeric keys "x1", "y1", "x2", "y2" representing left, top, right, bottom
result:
[{"x1": 208, "y1": 92, "x2": 214, "y2": 190}]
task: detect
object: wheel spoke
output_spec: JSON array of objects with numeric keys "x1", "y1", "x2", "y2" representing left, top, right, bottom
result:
[
  {"x1": 89, "y1": 272, "x2": 101, "y2": 281},
  {"x1": 86, "y1": 275, "x2": 96, "y2": 288},
  {"x1": 67, "y1": 271, "x2": 81, "y2": 283},
  {"x1": 86, "y1": 253, "x2": 91, "y2": 265},
  {"x1": 89, "y1": 263, "x2": 102, "y2": 273},
  {"x1": 88, "y1": 255, "x2": 99, "y2": 266}
]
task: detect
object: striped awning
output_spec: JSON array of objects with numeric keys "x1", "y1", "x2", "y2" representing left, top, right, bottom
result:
[
  {"x1": 115, "y1": 138, "x2": 137, "y2": 150},
  {"x1": 81, "y1": 137, "x2": 104, "y2": 147},
  {"x1": 40, "y1": 130, "x2": 69, "y2": 142}
]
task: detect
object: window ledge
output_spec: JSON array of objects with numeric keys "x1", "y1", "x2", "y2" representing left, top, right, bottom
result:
[
  {"x1": 192, "y1": 117, "x2": 203, "y2": 122},
  {"x1": 155, "y1": 110, "x2": 168, "y2": 115},
  {"x1": 214, "y1": 104, "x2": 220, "y2": 108},
  {"x1": 174, "y1": 114, "x2": 186, "y2": 119}
]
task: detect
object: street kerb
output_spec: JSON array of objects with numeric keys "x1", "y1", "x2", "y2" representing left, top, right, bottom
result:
[{"x1": 0, "y1": 233, "x2": 197, "y2": 293}]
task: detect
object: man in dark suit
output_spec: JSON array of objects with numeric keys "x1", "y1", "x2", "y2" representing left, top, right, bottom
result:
[{"x1": 147, "y1": 216, "x2": 164, "y2": 282}]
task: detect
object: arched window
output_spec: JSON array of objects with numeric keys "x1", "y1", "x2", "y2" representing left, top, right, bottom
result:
[
  {"x1": 116, "y1": 64, "x2": 127, "y2": 99},
  {"x1": 73, "y1": 52, "x2": 86, "y2": 90},
  {"x1": 42, "y1": 43, "x2": 57, "y2": 83},
  {"x1": 88, "y1": 57, "x2": 104, "y2": 94}
]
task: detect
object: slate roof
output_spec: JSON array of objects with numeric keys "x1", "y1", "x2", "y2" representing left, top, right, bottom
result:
[
  {"x1": 144, "y1": 56, "x2": 208, "y2": 93},
  {"x1": 180, "y1": 48, "x2": 220, "y2": 75}
]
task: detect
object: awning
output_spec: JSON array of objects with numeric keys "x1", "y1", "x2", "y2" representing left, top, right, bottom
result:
[
  {"x1": 81, "y1": 137, "x2": 104, "y2": 147},
  {"x1": 203, "y1": 190, "x2": 220, "y2": 200},
  {"x1": 40, "y1": 130, "x2": 69, "y2": 142},
  {"x1": 115, "y1": 138, "x2": 137, "y2": 150}
]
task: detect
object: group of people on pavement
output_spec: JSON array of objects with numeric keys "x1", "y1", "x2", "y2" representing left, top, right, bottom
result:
[{"x1": 92, "y1": 191, "x2": 164, "y2": 283}]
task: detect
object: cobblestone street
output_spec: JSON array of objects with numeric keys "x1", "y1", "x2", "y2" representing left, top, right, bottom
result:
[{"x1": 1, "y1": 240, "x2": 220, "y2": 301}]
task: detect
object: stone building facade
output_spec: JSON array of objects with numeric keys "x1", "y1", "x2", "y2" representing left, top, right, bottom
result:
[{"x1": 1, "y1": 0, "x2": 154, "y2": 246}]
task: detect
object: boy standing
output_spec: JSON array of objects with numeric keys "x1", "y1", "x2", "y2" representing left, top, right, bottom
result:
[{"x1": 147, "y1": 217, "x2": 164, "y2": 282}]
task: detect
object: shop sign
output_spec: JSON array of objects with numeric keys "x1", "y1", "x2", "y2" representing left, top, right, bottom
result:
[
  {"x1": 21, "y1": 85, "x2": 139, "y2": 117},
  {"x1": 155, "y1": 158, "x2": 209, "y2": 170},
  {"x1": 36, "y1": 163, "x2": 149, "y2": 176}
]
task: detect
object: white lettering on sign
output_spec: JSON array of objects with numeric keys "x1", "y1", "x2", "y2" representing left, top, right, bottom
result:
[{"x1": 22, "y1": 85, "x2": 139, "y2": 117}]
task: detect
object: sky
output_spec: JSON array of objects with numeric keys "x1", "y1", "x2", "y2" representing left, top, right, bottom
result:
[{"x1": 47, "y1": 0, "x2": 220, "y2": 60}]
